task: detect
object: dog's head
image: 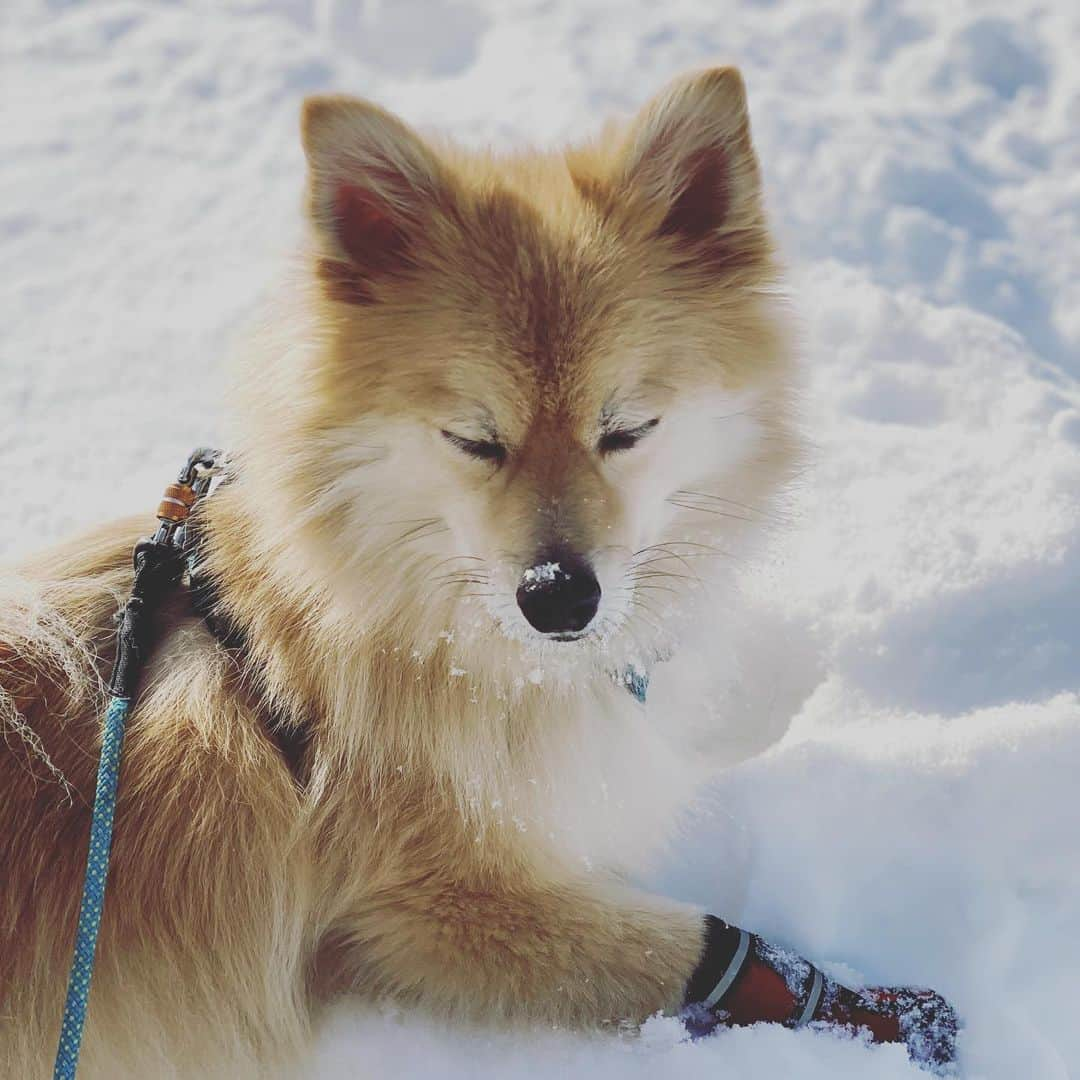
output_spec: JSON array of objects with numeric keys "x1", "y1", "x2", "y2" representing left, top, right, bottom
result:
[{"x1": 241, "y1": 69, "x2": 796, "y2": 675}]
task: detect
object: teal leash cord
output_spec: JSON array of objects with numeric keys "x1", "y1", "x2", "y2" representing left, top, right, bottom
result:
[
  {"x1": 52, "y1": 696, "x2": 131, "y2": 1080},
  {"x1": 51, "y1": 447, "x2": 221, "y2": 1079}
]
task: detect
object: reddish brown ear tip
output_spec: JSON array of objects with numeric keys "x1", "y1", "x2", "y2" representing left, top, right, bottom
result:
[
  {"x1": 703, "y1": 66, "x2": 746, "y2": 91},
  {"x1": 684, "y1": 66, "x2": 749, "y2": 116},
  {"x1": 300, "y1": 94, "x2": 370, "y2": 156},
  {"x1": 300, "y1": 95, "x2": 333, "y2": 151}
]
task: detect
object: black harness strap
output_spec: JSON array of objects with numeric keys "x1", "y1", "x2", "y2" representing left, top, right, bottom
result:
[
  {"x1": 186, "y1": 566, "x2": 313, "y2": 787},
  {"x1": 111, "y1": 541, "x2": 188, "y2": 699}
]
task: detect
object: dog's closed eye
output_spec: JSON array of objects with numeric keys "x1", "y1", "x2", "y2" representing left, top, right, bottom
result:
[
  {"x1": 598, "y1": 418, "x2": 660, "y2": 456},
  {"x1": 441, "y1": 429, "x2": 507, "y2": 465}
]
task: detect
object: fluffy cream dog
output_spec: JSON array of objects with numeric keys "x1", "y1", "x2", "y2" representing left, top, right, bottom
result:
[{"x1": 1, "y1": 68, "x2": 798, "y2": 1077}]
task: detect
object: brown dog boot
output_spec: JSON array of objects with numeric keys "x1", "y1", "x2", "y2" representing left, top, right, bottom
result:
[{"x1": 683, "y1": 916, "x2": 958, "y2": 1072}]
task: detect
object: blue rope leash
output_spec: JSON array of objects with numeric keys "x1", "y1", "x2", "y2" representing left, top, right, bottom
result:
[
  {"x1": 51, "y1": 447, "x2": 222, "y2": 1079},
  {"x1": 52, "y1": 696, "x2": 130, "y2": 1080}
]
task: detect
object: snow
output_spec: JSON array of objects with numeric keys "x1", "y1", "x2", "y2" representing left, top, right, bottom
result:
[
  {"x1": 3, "y1": 1, "x2": 1079, "y2": 1077},
  {"x1": 522, "y1": 562, "x2": 562, "y2": 588}
]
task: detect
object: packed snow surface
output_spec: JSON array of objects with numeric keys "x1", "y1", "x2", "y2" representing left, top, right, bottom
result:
[{"x1": 3, "y1": 1, "x2": 1079, "y2": 1077}]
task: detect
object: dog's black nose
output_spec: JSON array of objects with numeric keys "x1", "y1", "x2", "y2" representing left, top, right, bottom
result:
[{"x1": 516, "y1": 553, "x2": 601, "y2": 637}]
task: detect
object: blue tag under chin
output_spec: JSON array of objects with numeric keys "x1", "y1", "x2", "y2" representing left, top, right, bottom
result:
[{"x1": 620, "y1": 665, "x2": 649, "y2": 704}]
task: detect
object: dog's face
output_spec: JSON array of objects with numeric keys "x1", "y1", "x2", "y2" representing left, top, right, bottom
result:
[{"x1": 264, "y1": 69, "x2": 794, "y2": 669}]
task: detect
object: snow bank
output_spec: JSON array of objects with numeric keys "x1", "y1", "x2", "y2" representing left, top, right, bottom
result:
[{"x1": 3, "y1": 0, "x2": 1078, "y2": 1076}]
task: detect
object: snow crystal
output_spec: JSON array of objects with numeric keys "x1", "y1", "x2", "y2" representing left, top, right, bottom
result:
[
  {"x1": 756, "y1": 939, "x2": 812, "y2": 999},
  {"x1": 521, "y1": 562, "x2": 562, "y2": 589}
]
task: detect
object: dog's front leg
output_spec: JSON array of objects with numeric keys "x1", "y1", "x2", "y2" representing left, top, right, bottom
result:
[
  {"x1": 314, "y1": 872, "x2": 958, "y2": 1067},
  {"x1": 315, "y1": 871, "x2": 705, "y2": 1028}
]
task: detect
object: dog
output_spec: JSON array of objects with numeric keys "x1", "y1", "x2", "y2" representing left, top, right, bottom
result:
[{"x1": 1, "y1": 68, "x2": 799, "y2": 1077}]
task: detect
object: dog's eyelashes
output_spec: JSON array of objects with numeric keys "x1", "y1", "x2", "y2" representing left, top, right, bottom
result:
[
  {"x1": 442, "y1": 418, "x2": 658, "y2": 462},
  {"x1": 598, "y1": 417, "x2": 660, "y2": 456},
  {"x1": 441, "y1": 430, "x2": 507, "y2": 465}
]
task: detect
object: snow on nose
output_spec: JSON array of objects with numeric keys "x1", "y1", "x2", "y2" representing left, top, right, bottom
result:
[{"x1": 516, "y1": 554, "x2": 601, "y2": 636}]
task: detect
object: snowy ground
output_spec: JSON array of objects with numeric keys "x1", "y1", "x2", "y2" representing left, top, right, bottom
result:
[{"x1": 3, "y1": 1, "x2": 1080, "y2": 1077}]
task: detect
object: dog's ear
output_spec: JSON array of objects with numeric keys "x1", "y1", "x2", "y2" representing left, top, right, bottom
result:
[
  {"x1": 610, "y1": 68, "x2": 768, "y2": 269},
  {"x1": 301, "y1": 95, "x2": 451, "y2": 302}
]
